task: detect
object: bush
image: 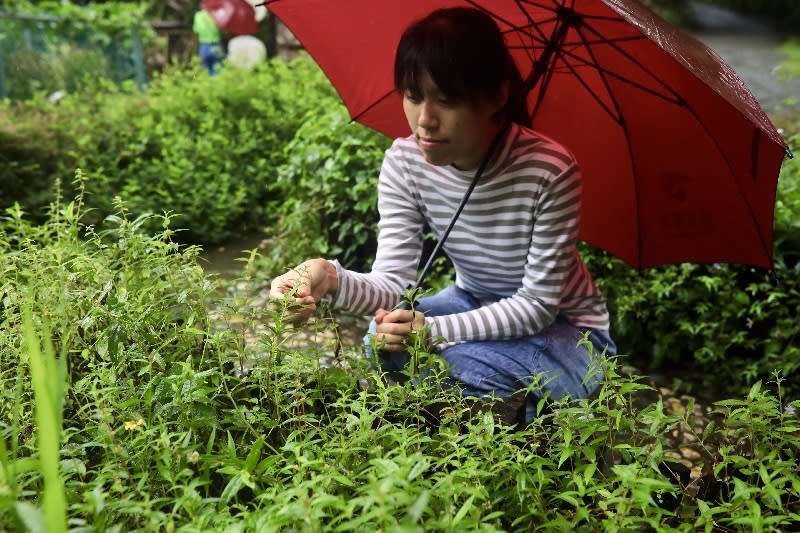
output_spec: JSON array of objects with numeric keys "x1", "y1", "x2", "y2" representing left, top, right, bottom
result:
[
  {"x1": 0, "y1": 101, "x2": 66, "y2": 218},
  {"x1": 1, "y1": 195, "x2": 798, "y2": 529},
  {"x1": 268, "y1": 109, "x2": 391, "y2": 270},
  {"x1": 0, "y1": 177, "x2": 213, "y2": 449},
  {"x1": 0, "y1": 1, "x2": 156, "y2": 100},
  {"x1": 0, "y1": 53, "x2": 337, "y2": 244}
]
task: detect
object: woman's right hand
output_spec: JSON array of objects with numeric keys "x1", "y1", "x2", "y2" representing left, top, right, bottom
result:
[{"x1": 268, "y1": 258, "x2": 338, "y2": 323}]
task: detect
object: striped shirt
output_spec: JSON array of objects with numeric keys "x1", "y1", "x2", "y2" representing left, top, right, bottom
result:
[{"x1": 331, "y1": 123, "x2": 610, "y2": 345}]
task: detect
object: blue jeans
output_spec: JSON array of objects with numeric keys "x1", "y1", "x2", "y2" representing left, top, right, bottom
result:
[
  {"x1": 364, "y1": 285, "x2": 616, "y2": 421},
  {"x1": 199, "y1": 43, "x2": 224, "y2": 75}
]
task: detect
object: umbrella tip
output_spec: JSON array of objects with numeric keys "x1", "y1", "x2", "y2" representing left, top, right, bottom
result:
[{"x1": 787, "y1": 147, "x2": 795, "y2": 159}]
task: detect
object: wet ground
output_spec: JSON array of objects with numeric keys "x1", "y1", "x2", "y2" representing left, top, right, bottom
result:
[{"x1": 687, "y1": 1, "x2": 800, "y2": 115}]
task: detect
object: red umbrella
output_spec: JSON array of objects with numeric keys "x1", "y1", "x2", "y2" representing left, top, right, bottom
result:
[
  {"x1": 263, "y1": 0, "x2": 791, "y2": 269},
  {"x1": 202, "y1": 0, "x2": 258, "y2": 35}
]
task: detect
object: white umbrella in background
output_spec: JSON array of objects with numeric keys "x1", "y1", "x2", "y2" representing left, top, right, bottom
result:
[{"x1": 227, "y1": 35, "x2": 267, "y2": 68}]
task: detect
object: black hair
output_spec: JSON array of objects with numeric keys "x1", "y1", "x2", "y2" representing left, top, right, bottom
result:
[{"x1": 394, "y1": 7, "x2": 530, "y2": 127}]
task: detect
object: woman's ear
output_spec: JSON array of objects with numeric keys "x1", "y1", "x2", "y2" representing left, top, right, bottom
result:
[
  {"x1": 491, "y1": 80, "x2": 511, "y2": 122},
  {"x1": 497, "y1": 80, "x2": 510, "y2": 110}
]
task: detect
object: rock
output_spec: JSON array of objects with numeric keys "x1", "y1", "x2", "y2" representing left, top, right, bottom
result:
[{"x1": 680, "y1": 446, "x2": 702, "y2": 461}]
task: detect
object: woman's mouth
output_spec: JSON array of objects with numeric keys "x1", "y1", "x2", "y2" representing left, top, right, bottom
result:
[{"x1": 417, "y1": 137, "x2": 445, "y2": 150}]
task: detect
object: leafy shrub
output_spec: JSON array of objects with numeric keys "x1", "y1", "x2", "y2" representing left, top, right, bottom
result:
[
  {"x1": 0, "y1": 53, "x2": 337, "y2": 244},
  {"x1": 4, "y1": 43, "x2": 110, "y2": 100},
  {"x1": 0, "y1": 101, "x2": 66, "y2": 219},
  {"x1": 1, "y1": 191, "x2": 798, "y2": 530},
  {"x1": 0, "y1": 180, "x2": 212, "y2": 444},
  {"x1": 0, "y1": 0, "x2": 156, "y2": 100},
  {"x1": 268, "y1": 108, "x2": 391, "y2": 270}
]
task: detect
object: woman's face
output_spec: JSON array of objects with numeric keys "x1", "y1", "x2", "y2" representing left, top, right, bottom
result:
[{"x1": 402, "y1": 71, "x2": 503, "y2": 170}]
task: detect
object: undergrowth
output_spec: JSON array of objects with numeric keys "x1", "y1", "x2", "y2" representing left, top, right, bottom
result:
[{"x1": 1, "y1": 182, "x2": 798, "y2": 532}]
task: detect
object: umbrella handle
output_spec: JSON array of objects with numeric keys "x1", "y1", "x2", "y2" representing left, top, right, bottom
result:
[{"x1": 396, "y1": 121, "x2": 511, "y2": 310}]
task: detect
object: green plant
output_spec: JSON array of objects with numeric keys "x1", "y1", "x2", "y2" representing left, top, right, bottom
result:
[
  {"x1": 2, "y1": 183, "x2": 799, "y2": 530},
  {"x1": 4, "y1": 42, "x2": 111, "y2": 100},
  {"x1": 3, "y1": 1, "x2": 156, "y2": 46},
  {"x1": 16, "y1": 308, "x2": 68, "y2": 533},
  {"x1": 269, "y1": 108, "x2": 391, "y2": 270},
  {"x1": 0, "y1": 53, "x2": 338, "y2": 245}
]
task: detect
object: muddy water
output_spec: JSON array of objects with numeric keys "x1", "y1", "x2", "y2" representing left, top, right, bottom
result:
[{"x1": 197, "y1": 233, "x2": 270, "y2": 277}]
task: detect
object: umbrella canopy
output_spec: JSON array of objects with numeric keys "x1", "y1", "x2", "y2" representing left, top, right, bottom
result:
[
  {"x1": 264, "y1": 0, "x2": 791, "y2": 269},
  {"x1": 202, "y1": 0, "x2": 258, "y2": 35}
]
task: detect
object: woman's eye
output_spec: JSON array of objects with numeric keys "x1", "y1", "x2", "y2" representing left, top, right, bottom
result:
[{"x1": 404, "y1": 92, "x2": 422, "y2": 103}]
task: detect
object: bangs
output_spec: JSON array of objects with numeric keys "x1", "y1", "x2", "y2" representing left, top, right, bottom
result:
[
  {"x1": 394, "y1": 27, "x2": 471, "y2": 100},
  {"x1": 393, "y1": 7, "x2": 526, "y2": 123}
]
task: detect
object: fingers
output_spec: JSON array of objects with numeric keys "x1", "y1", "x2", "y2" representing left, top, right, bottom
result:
[
  {"x1": 378, "y1": 309, "x2": 417, "y2": 325},
  {"x1": 374, "y1": 336, "x2": 406, "y2": 353},
  {"x1": 374, "y1": 308, "x2": 390, "y2": 324},
  {"x1": 373, "y1": 309, "x2": 426, "y2": 352},
  {"x1": 268, "y1": 270, "x2": 317, "y2": 323}
]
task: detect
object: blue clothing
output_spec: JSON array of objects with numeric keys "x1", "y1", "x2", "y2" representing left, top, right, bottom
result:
[
  {"x1": 365, "y1": 285, "x2": 616, "y2": 422},
  {"x1": 199, "y1": 42, "x2": 224, "y2": 76}
]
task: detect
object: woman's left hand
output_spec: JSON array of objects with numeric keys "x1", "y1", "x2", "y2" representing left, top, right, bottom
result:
[{"x1": 374, "y1": 308, "x2": 427, "y2": 352}]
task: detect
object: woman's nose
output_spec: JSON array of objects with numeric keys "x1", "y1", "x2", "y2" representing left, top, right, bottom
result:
[{"x1": 417, "y1": 102, "x2": 438, "y2": 129}]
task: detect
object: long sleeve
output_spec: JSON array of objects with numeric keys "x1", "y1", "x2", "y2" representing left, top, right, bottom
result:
[{"x1": 332, "y1": 124, "x2": 609, "y2": 345}]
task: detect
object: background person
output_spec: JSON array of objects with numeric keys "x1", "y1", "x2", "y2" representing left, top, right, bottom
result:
[
  {"x1": 269, "y1": 7, "x2": 615, "y2": 422},
  {"x1": 192, "y1": 5, "x2": 224, "y2": 75}
]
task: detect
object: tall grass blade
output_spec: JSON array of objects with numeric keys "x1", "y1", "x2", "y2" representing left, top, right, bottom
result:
[{"x1": 22, "y1": 306, "x2": 67, "y2": 533}]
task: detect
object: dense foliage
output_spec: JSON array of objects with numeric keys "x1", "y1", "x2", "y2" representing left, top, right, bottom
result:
[
  {"x1": 1, "y1": 3, "x2": 799, "y2": 529},
  {"x1": 0, "y1": 54, "x2": 339, "y2": 244},
  {"x1": 268, "y1": 109, "x2": 391, "y2": 270},
  {"x1": 1, "y1": 196, "x2": 798, "y2": 531},
  {"x1": 0, "y1": 1, "x2": 155, "y2": 99},
  {"x1": 2, "y1": 45, "x2": 799, "y2": 396}
]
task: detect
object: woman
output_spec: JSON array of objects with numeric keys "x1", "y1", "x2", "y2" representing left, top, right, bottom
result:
[{"x1": 269, "y1": 7, "x2": 615, "y2": 421}]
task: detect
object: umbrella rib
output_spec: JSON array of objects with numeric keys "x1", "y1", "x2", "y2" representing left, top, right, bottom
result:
[
  {"x1": 492, "y1": 3, "x2": 684, "y2": 107},
  {"x1": 576, "y1": 16, "x2": 773, "y2": 265},
  {"x1": 569, "y1": 21, "x2": 644, "y2": 268},
  {"x1": 678, "y1": 100, "x2": 774, "y2": 266},
  {"x1": 507, "y1": 34, "x2": 647, "y2": 49},
  {"x1": 554, "y1": 56, "x2": 622, "y2": 124},
  {"x1": 569, "y1": 18, "x2": 771, "y2": 267},
  {"x1": 577, "y1": 17, "x2": 685, "y2": 105},
  {"x1": 469, "y1": 0, "x2": 551, "y2": 66},
  {"x1": 557, "y1": 51, "x2": 684, "y2": 106},
  {"x1": 348, "y1": 89, "x2": 396, "y2": 126}
]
